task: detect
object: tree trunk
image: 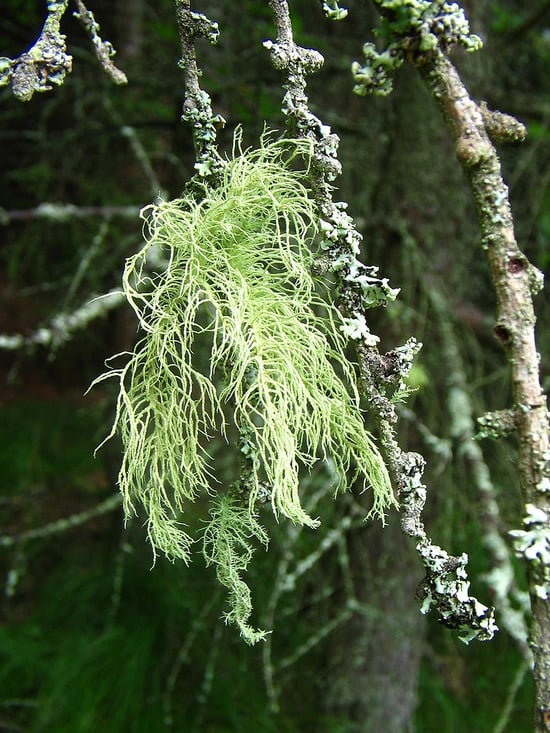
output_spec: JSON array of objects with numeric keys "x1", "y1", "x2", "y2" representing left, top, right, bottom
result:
[{"x1": 322, "y1": 519, "x2": 424, "y2": 733}]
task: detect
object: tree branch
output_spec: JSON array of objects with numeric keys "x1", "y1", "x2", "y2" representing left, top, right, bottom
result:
[
  {"x1": 266, "y1": 0, "x2": 496, "y2": 643},
  {"x1": 0, "y1": 204, "x2": 139, "y2": 224},
  {"x1": 0, "y1": 0, "x2": 127, "y2": 100},
  {"x1": 72, "y1": 0, "x2": 128, "y2": 85},
  {"x1": 0, "y1": 493, "x2": 122, "y2": 548},
  {"x1": 173, "y1": 0, "x2": 224, "y2": 184},
  {"x1": 0, "y1": 289, "x2": 125, "y2": 352},
  {"x1": 358, "y1": 1, "x2": 550, "y2": 726},
  {"x1": 415, "y1": 52, "x2": 550, "y2": 701},
  {"x1": 0, "y1": 0, "x2": 72, "y2": 101}
]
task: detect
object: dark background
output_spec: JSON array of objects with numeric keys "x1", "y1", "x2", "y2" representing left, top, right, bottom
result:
[{"x1": 1, "y1": 1, "x2": 549, "y2": 731}]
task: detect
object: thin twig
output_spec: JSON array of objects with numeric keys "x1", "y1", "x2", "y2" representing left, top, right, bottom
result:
[
  {"x1": 72, "y1": 0, "x2": 128, "y2": 85},
  {"x1": 492, "y1": 661, "x2": 530, "y2": 733},
  {"x1": 0, "y1": 204, "x2": 139, "y2": 224},
  {"x1": 0, "y1": 494, "x2": 122, "y2": 548},
  {"x1": 0, "y1": 289, "x2": 125, "y2": 352}
]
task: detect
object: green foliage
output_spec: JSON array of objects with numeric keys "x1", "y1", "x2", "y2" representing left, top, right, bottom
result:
[
  {"x1": 0, "y1": 402, "x2": 103, "y2": 496},
  {"x1": 0, "y1": 548, "x2": 191, "y2": 733},
  {"x1": 490, "y1": 4, "x2": 525, "y2": 36}
]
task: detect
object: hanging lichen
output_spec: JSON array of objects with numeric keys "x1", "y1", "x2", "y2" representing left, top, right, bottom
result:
[
  {"x1": 94, "y1": 131, "x2": 395, "y2": 640},
  {"x1": 203, "y1": 494, "x2": 270, "y2": 644}
]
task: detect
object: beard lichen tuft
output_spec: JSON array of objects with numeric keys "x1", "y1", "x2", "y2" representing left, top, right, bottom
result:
[
  {"x1": 203, "y1": 494, "x2": 269, "y2": 644},
  {"x1": 94, "y1": 132, "x2": 395, "y2": 641}
]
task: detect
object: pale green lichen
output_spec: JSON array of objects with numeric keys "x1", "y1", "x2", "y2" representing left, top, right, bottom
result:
[
  {"x1": 203, "y1": 495, "x2": 269, "y2": 643},
  {"x1": 510, "y1": 503, "x2": 550, "y2": 600},
  {"x1": 510, "y1": 504, "x2": 550, "y2": 562},
  {"x1": 416, "y1": 542, "x2": 498, "y2": 643},
  {"x1": 94, "y1": 132, "x2": 394, "y2": 636},
  {"x1": 476, "y1": 408, "x2": 516, "y2": 440}
]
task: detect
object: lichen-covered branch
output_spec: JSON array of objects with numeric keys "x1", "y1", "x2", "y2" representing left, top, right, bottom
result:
[
  {"x1": 173, "y1": 0, "x2": 225, "y2": 183},
  {"x1": 0, "y1": 203, "x2": 139, "y2": 224},
  {"x1": 73, "y1": 0, "x2": 128, "y2": 85},
  {"x1": 266, "y1": 0, "x2": 496, "y2": 643},
  {"x1": 352, "y1": 0, "x2": 481, "y2": 97},
  {"x1": 358, "y1": 339, "x2": 497, "y2": 642},
  {"x1": 429, "y1": 283, "x2": 531, "y2": 661},
  {"x1": 418, "y1": 50, "x2": 550, "y2": 731},
  {"x1": 0, "y1": 493, "x2": 122, "y2": 549},
  {"x1": 0, "y1": 289, "x2": 124, "y2": 352},
  {"x1": 266, "y1": 0, "x2": 399, "y2": 339},
  {"x1": 0, "y1": 0, "x2": 127, "y2": 101},
  {"x1": 359, "y1": 0, "x2": 550, "y2": 725},
  {"x1": 0, "y1": 0, "x2": 72, "y2": 101}
]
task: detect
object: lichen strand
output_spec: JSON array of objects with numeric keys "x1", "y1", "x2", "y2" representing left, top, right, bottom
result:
[
  {"x1": 96, "y1": 132, "x2": 395, "y2": 573},
  {"x1": 351, "y1": 0, "x2": 482, "y2": 97},
  {"x1": 203, "y1": 495, "x2": 269, "y2": 644}
]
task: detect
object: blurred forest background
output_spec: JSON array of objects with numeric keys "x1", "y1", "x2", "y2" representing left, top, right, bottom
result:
[{"x1": 1, "y1": 1, "x2": 550, "y2": 731}]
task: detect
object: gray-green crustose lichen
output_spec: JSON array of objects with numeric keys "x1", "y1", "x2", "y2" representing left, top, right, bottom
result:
[
  {"x1": 352, "y1": 0, "x2": 482, "y2": 97},
  {"x1": 95, "y1": 132, "x2": 395, "y2": 640},
  {"x1": 510, "y1": 504, "x2": 550, "y2": 600},
  {"x1": 321, "y1": 1, "x2": 348, "y2": 20}
]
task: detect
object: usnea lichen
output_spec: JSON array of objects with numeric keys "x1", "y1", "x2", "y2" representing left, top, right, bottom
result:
[
  {"x1": 203, "y1": 495, "x2": 269, "y2": 644},
  {"x1": 95, "y1": 132, "x2": 394, "y2": 640}
]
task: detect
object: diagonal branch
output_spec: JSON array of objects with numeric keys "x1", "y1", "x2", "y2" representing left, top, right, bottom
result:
[{"x1": 73, "y1": 0, "x2": 128, "y2": 85}]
